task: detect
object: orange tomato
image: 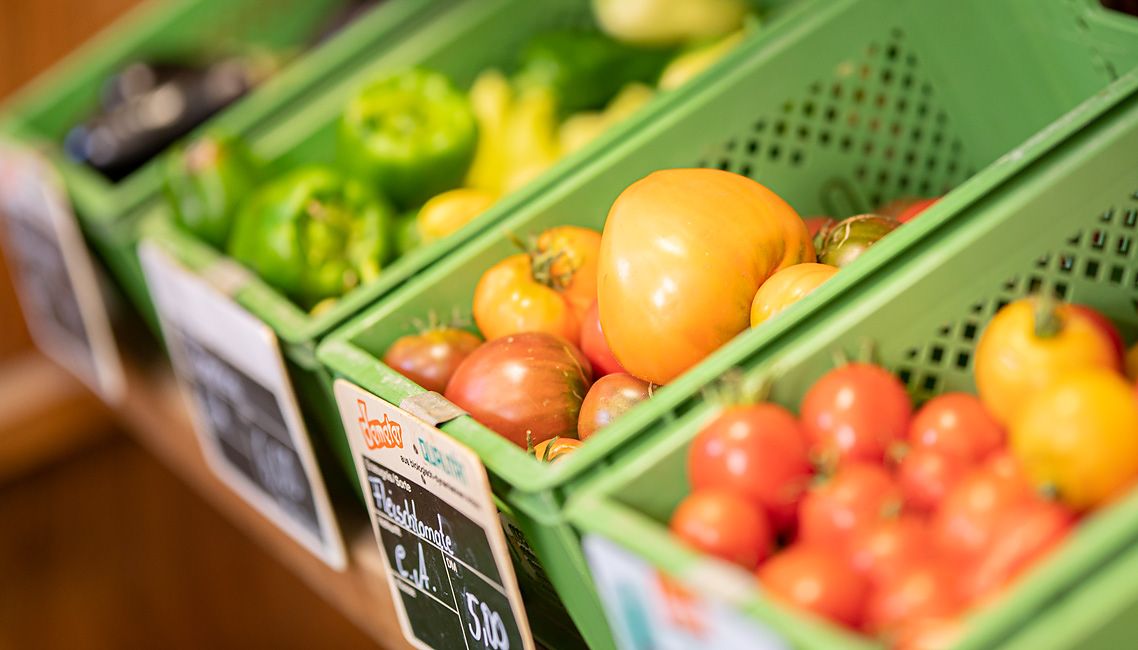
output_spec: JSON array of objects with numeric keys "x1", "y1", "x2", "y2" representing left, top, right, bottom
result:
[
  {"x1": 538, "y1": 226, "x2": 601, "y2": 323},
  {"x1": 974, "y1": 297, "x2": 1121, "y2": 426},
  {"x1": 598, "y1": 169, "x2": 813, "y2": 384},
  {"x1": 750, "y1": 263, "x2": 837, "y2": 327},
  {"x1": 473, "y1": 226, "x2": 601, "y2": 345},
  {"x1": 1126, "y1": 342, "x2": 1138, "y2": 382},
  {"x1": 533, "y1": 436, "x2": 583, "y2": 463},
  {"x1": 1011, "y1": 368, "x2": 1138, "y2": 510}
]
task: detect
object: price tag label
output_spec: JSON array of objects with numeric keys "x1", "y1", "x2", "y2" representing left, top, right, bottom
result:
[
  {"x1": 140, "y1": 242, "x2": 346, "y2": 569},
  {"x1": 334, "y1": 380, "x2": 535, "y2": 650},
  {"x1": 583, "y1": 535, "x2": 788, "y2": 650},
  {"x1": 0, "y1": 142, "x2": 124, "y2": 402}
]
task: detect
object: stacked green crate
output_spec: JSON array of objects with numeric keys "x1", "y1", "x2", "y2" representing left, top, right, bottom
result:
[
  {"x1": 316, "y1": 0, "x2": 1138, "y2": 648},
  {"x1": 0, "y1": 0, "x2": 436, "y2": 329},
  {"x1": 568, "y1": 69, "x2": 1138, "y2": 649}
]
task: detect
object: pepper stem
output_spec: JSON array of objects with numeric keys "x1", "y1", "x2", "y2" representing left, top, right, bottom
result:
[{"x1": 1033, "y1": 293, "x2": 1064, "y2": 338}]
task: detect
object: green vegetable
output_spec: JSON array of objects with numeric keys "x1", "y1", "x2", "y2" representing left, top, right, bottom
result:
[
  {"x1": 515, "y1": 30, "x2": 672, "y2": 114},
  {"x1": 227, "y1": 166, "x2": 394, "y2": 307},
  {"x1": 591, "y1": 0, "x2": 749, "y2": 46},
  {"x1": 814, "y1": 214, "x2": 900, "y2": 268},
  {"x1": 339, "y1": 68, "x2": 477, "y2": 209},
  {"x1": 394, "y1": 210, "x2": 422, "y2": 256},
  {"x1": 162, "y1": 134, "x2": 260, "y2": 248}
]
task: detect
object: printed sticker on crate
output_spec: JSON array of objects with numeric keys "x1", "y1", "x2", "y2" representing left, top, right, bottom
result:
[
  {"x1": 0, "y1": 142, "x2": 125, "y2": 403},
  {"x1": 583, "y1": 534, "x2": 789, "y2": 650},
  {"x1": 333, "y1": 379, "x2": 535, "y2": 650},
  {"x1": 139, "y1": 242, "x2": 346, "y2": 569}
]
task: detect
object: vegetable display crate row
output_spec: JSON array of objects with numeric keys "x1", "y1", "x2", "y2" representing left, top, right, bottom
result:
[
  {"x1": 315, "y1": 0, "x2": 1138, "y2": 649},
  {"x1": 137, "y1": 0, "x2": 776, "y2": 648},
  {"x1": 567, "y1": 70, "x2": 1138, "y2": 650},
  {"x1": 0, "y1": 0, "x2": 438, "y2": 328}
]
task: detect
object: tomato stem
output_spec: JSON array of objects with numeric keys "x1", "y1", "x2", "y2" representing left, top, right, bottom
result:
[{"x1": 1033, "y1": 293, "x2": 1064, "y2": 339}]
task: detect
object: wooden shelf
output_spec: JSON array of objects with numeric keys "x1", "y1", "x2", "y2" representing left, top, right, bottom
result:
[{"x1": 113, "y1": 357, "x2": 413, "y2": 650}]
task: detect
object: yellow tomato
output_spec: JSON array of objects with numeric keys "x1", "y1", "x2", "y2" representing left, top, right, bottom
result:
[
  {"x1": 1011, "y1": 368, "x2": 1138, "y2": 510},
  {"x1": 417, "y1": 188, "x2": 496, "y2": 242},
  {"x1": 974, "y1": 297, "x2": 1121, "y2": 426},
  {"x1": 750, "y1": 263, "x2": 837, "y2": 327},
  {"x1": 598, "y1": 168, "x2": 813, "y2": 384}
]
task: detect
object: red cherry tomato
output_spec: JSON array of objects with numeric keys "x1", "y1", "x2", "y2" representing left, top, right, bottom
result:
[
  {"x1": 669, "y1": 489, "x2": 773, "y2": 570},
  {"x1": 932, "y1": 465, "x2": 1033, "y2": 561},
  {"x1": 800, "y1": 363, "x2": 912, "y2": 465},
  {"x1": 894, "y1": 617, "x2": 962, "y2": 650},
  {"x1": 848, "y1": 516, "x2": 932, "y2": 585},
  {"x1": 898, "y1": 448, "x2": 969, "y2": 515},
  {"x1": 579, "y1": 300, "x2": 625, "y2": 377},
  {"x1": 866, "y1": 558, "x2": 961, "y2": 636},
  {"x1": 688, "y1": 404, "x2": 813, "y2": 532},
  {"x1": 962, "y1": 499, "x2": 1072, "y2": 604},
  {"x1": 382, "y1": 327, "x2": 483, "y2": 393},
  {"x1": 757, "y1": 544, "x2": 868, "y2": 629},
  {"x1": 896, "y1": 197, "x2": 939, "y2": 224},
  {"x1": 798, "y1": 463, "x2": 901, "y2": 548},
  {"x1": 908, "y1": 393, "x2": 1004, "y2": 461}
]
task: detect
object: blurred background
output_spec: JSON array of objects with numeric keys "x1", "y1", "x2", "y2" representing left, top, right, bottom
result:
[{"x1": 0, "y1": 1, "x2": 379, "y2": 647}]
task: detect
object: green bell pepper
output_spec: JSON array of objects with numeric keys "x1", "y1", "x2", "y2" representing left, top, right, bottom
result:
[
  {"x1": 514, "y1": 30, "x2": 674, "y2": 114},
  {"x1": 226, "y1": 166, "x2": 394, "y2": 308},
  {"x1": 162, "y1": 133, "x2": 260, "y2": 249},
  {"x1": 339, "y1": 68, "x2": 478, "y2": 209}
]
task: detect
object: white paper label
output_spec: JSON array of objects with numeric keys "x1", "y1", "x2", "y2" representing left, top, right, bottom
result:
[
  {"x1": 334, "y1": 379, "x2": 535, "y2": 650},
  {"x1": 0, "y1": 143, "x2": 124, "y2": 403},
  {"x1": 140, "y1": 242, "x2": 345, "y2": 569},
  {"x1": 583, "y1": 535, "x2": 789, "y2": 650}
]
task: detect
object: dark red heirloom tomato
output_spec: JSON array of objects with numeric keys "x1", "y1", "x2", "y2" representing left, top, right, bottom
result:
[
  {"x1": 578, "y1": 373, "x2": 653, "y2": 439},
  {"x1": 688, "y1": 403, "x2": 812, "y2": 532},
  {"x1": 445, "y1": 332, "x2": 592, "y2": 447},
  {"x1": 382, "y1": 327, "x2": 483, "y2": 393}
]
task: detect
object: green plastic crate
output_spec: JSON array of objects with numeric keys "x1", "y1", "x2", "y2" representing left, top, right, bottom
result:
[
  {"x1": 0, "y1": 0, "x2": 438, "y2": 329},
  {"x1": 316, "y1": 1, "x2": 1138, "y2": 648},
  {"x1": 567, "y1": 70, "x2": 1138, "y2": 649}
]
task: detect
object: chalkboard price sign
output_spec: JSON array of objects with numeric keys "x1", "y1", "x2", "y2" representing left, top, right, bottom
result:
[
  {"x1": 0, "y1": 143, "x2": 124, "y2": 402},
  {"x1": 335, "y1": 380, "x2": 535, "y2": 650},
  {"x1": 140, "y1": 243, "x2": 345, "y2": 569}
]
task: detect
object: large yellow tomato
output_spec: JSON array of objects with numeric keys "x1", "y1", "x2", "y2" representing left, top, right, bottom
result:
[
  {"x1": 598, "y1": 169, "x2": 813, "y2": 384},
  {"x1": 1011, "y1": 368, "x2": 1138, "y2": 511},
  {"x1": 974, "y1": 297, "x2": 1121, "y2": 426},
  {"x1": 750, "y1": 263, "x2": 838, "y2": 327}
]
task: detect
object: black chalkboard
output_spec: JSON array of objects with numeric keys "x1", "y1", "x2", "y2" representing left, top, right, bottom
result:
[
  {"x1": 1, "y1": 203, "x2": 98, "y2": 385},
  {"x1": 365, "y1": 457, "x2": 525, "y2": 650},
  {"x1": 178, "y1": 331, "x2": 320, "y2": 537}
]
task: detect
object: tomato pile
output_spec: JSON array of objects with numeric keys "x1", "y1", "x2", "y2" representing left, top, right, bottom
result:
[
  {"x1": 669, "y1": 296, "x2": 1138, "y2": 648},
  {"x1": 384, "y1": 168, "x2": 939, "y2": 460}
]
